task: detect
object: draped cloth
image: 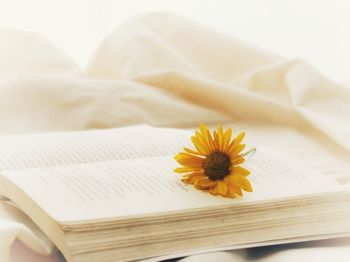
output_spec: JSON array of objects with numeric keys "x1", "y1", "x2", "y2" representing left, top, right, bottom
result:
[{"x1": 0, "y1": 12, "x2": 349, "y2": 262}]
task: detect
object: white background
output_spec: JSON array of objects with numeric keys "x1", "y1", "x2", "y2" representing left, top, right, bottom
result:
[{"x1": 0, "y1": 0, "x2": 350, "y2": 82}]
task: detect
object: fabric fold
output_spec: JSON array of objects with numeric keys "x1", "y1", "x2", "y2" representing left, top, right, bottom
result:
[{"x1": 0, "y1": 27, "x2": 81, "y2": 79}]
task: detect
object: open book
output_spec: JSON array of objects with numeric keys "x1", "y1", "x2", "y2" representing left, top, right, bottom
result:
[{"x1": 0, "y1": 125, "x2": 349, "y2": 262}]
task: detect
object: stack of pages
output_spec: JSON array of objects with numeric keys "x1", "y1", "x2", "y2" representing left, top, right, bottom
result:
[{"x1": 0, "y1": 125, "x2": 349, "y2": 262}]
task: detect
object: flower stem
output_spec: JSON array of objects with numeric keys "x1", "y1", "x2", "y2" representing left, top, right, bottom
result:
[{"x1": 241, "y1": 147, "x2": 256, "y2": 157}]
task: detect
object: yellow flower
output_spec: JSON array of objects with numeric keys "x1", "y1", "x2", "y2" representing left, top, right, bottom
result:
[{"x1": 174, "y1": 124, "x2": 253, "y2": 198}]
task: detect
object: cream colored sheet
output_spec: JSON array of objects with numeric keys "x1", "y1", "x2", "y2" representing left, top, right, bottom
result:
[{"x1": 0, "y1": 12, "x2": 349, "y2": 262}]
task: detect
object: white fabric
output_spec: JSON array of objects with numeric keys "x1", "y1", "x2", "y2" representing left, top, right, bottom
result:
[{"x1": 0, "y1": 12, "x2": 349, "y2": 262}]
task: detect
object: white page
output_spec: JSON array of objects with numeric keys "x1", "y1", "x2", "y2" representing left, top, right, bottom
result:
[
  {"x1": 0, "y1": 125, "x2": 191, "y2": 171},
  {"x1": 1, "y1": 147, "x2": 342, "y2": 223}
]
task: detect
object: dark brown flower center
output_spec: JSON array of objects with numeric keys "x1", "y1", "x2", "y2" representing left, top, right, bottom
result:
[{"x1": 203, "y1": 151, "x2": 231, "y2": 180}]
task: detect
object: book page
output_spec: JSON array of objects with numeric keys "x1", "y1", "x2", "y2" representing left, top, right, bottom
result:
[
  {"x1": 1, "y1": 147, "x2": 342, "y2": 223},
  {"x1": 0, "y1": 125, "x2": 191, "y2": 171}
]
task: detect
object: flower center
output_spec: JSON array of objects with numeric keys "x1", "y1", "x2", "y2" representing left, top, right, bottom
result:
[{"x1": 203, "y1": 151, "x2": 231, "y2": 180}]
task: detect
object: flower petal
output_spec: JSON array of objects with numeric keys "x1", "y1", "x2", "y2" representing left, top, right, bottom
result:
[
  {"x1": 227, "y1": 132, "x2": 245, "y2": 153},
  {"x1": 182, "y1": 172, "x2": 205, "y2": 184},
  {"x1": 195, "y1": 129, "x2": 213, "y2": 152},
  {"x1": 200, "y1": 124, "x2": 215, "y2": 151},
  {"x1": 217, "y1": 126, "x2": 224, "y2": 151},
  {"x1": 216, "y1": 181, "x2": 228, "y2": 196},
  {"x1": 225, "y1": 174, "x2": 253, "y2": 192},
  {"x1": 231, "y1": 166, "x2": 251, "y2": 176},
  {"x1": 226, "y1": 187, "x2": 236, "y2": 198},
  {"x1": 230, "y1": 185, "x2": 243, "y2": 197},
  {"x1": 194, "y1": 178, "x2": 217, "y2": 189},
  {"x1": 226, "y1": 184, "x2": 243, "y2": 198},
  {"x1": 222, "y1": 128, "x2": 232, "y2": 152},
  {"x1": 213, "y1": 131, "x2": 220, "y2": 151},
  {"x1": 234, "y1": 131, "x2": 246, "y2": 145},
  {"x1": 184, "y1": 147, "x2": 203, "y2": 156},
  {"x1": 209, "y1": 185, "x2": 219, "y2": 196},
  {"x1": 229, "y1": 144, "x2": 246, "y2": 159},
  {"x1": 231, "y1": 155, "x2": 245, "y2": 165},
  {"x1": 191, "y1": 136, "x2": 210, "y2": 156},
  {"x1": 175, "y1": 152, "x2": 204, "y2": 168},
  {"x1": 174, "y1": 167, "x2": 201, "y2": 173},
  {"x1": 195, "y1": 131, "x2": 207, "y2": 145}
]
